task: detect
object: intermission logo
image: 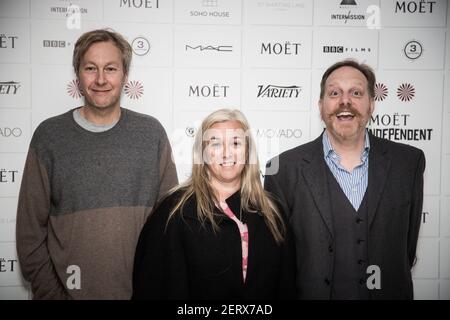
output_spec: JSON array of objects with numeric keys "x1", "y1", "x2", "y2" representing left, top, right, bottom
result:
[
  {"x1": 404, "y1": 40, "x2": 423, "y2": 60},
  {"x1": 0, "y1": 169, "x2": 19, "y2": 183},
  {"x1": 0, "y1": 257, "x2": 18, "y2": 273},
  {"x1": 124, "y1": 80, "x2": 144, "y2": 99},
  {"x1": 0, "y1": 81, "x2": 21, "y2": 95},
  {"x1": 331, "y1": 0, "x2": 365, "y2": 23},
  {"x1": 185, "y1": 44, "x2": 233, "y2": 52},
  {"x1": 395, "y1": 1, "x2": 436, "y2": 14},
  {"x1": 189, "y1": 84, "x2": 229, "y2": 98},
  {"x1": 120, "y1": 0, "x2": 159, "y2": 8},
  {"x1": 373, "y1": 82, "x2": 415, "y2": 102},
  {"x1": 323, "y1": 45, "x2": 371, "y2": 53},
  {"x1": 260, "y1": 42, "x2": 301, "y2": 55},
  {"x1": 67, "y1": 79, "x2": 83, "y2": 99},
  {"x1": 132, "y1": 37, "x2": 150, "y2": 56},
  {"x1": 0, "y1": 34, "x2": 18, "y2": 49},
  {"x1": 257, "y1": 85, "x2": 302, "y2": 98}
]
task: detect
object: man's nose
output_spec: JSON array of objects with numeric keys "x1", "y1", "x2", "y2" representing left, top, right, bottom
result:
[{"x1": 95, "y1": 70, "x2": 106, "y2": 85}]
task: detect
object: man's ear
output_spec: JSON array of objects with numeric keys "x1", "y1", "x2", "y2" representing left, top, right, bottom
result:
[{"x1": 369, "y1": 98, "x2": 375, "y2": 115}]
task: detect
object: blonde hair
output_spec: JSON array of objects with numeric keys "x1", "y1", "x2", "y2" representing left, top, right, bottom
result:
[{"x1": 167, "y1": 109, "x2": 286, "y2": 244}]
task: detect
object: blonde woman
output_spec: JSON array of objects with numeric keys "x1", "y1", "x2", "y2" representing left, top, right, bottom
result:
[{"x1": 132, "y1": 109, "x2": 296, "y2": 299}]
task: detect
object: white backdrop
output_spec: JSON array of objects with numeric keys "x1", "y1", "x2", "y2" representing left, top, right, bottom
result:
[{"x1": 0, "y1": 0, "x2": 449, "y2": 300}]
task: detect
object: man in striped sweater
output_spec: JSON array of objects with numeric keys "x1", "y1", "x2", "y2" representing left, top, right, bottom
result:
[{"x1": 16, "y1": 29, "x2": 178, "y2": 299}]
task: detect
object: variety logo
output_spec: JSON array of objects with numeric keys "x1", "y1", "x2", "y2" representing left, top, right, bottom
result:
[
  {"x1": 395, "y1": 1, "x2": 436, "y2": 13},
  {"x1": 397, "y1": 83, "x2": 415, "y2": 102},
  {"x1": 404, "y1": 40, "x2": 423, "y2": 60},
  {"x1": 374, "y1": 83, "x2": 388, "y2": 102},
  {"x1": 0, "y1": 81, "x2": 21, "y2": 95},
  {"x1": 0, "y1": 34, "x2": 18, "y2": 49},
  {"x1": 185, "y1": 44, "x2": 233, "y2": 52},
  {"x1": 132, "y1": 37, "x2": 151, "y2": 56},
  {"x1": 67, "y1": 79, "x2": 83, "y2": 99},
  {"x1": 120, "y1": 0, "x2": 159, "y2": 8},
  {"x1": 124, "y1": 80, "x2": 144, "y2": 99},
  {"x1": 257, "y1": 85, "x2": 302, "y2": 98},
  {"x1": 260, "y1": 42, "x2": 301, "y2": 55}
]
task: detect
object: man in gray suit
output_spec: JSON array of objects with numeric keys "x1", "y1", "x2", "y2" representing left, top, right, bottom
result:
[{"x1": 264, "y1": 59, "x2": 425, "y2": 299}]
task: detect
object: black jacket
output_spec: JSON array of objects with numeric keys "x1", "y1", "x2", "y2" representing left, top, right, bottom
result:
[
  {"x1": 132, "y1": 190, "x2": 297, "y2": 300},
  {"x1": 264, "y1": 132, "x2": 426, "y2": 299}
]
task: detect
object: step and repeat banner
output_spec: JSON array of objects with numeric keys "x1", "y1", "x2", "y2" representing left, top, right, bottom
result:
[{"x1": 0, "y1": 0, "x2": 449, "y2": 299}]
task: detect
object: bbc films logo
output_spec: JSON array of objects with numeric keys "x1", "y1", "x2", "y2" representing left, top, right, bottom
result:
[
  {"x1": 43, "y1": 40, "x2": 72, "y2": 48},
  {"x1": 373, "y1": 82, "x2": 415, "y2": 102},
  {"x1": 185, "y1": 44, "x2": 233, "y2": 52},
  {"x1": 0, "y1": 81, "x2": 21, "y2": 95},
  {"x1": 257, "y1": 85, "x2": 302, "y2": 98},
  {"x1": 323, "y1": 45, "x2": 371, "y2": 53},
  {"x1": 404, "y1": 40, "x2": 423, "y2": 60},
  {"x1": 132, "y1": 37, "x2": 150, "y2": 56}
]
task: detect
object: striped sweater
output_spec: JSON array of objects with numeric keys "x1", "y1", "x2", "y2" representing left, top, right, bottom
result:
[{"x1": 16, "y1": 108, "x2": 178, "y2": 299}]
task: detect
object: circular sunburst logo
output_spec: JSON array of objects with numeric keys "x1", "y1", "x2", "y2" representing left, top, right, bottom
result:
[
  {"x1": 396, "y1": 83, "x2": 415, "y2": 102},
  {"x1": 124, "y1": 80, "x2": 144, "y2": 100},
  {"x1": 374, "y1": 83, "x2": 388, "y2": 102},
  {"x1": 67, "y1": 79, "x2": 83, "y2": 99}
]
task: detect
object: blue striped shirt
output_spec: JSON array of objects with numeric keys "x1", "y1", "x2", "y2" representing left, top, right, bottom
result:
[{"x1": 322, "y1": 131, "x2": 370, "y2": 211}]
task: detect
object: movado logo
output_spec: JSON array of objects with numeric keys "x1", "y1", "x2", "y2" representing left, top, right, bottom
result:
[{"x1": 0, "y1": 127, "x2": 22, "y2": 138}]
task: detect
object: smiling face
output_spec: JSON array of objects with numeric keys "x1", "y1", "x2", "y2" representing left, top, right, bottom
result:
[
  {"x1": 78, "y1": 41, "x2": 127, "y2": 112},
  {"x1": 319, "y1": 66, "x2": 374, "y2": 143},
  {"x1": 204, "y1": 120, "x2": 247, "y2": 189}
]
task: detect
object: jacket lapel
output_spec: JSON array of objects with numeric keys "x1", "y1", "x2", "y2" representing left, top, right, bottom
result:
[
  {"x1": 367, "y1": 133, "x2": 391, "y2": 227},
  {"x1": 301, "y1": 134, "x2": 334, "y2": 237}
]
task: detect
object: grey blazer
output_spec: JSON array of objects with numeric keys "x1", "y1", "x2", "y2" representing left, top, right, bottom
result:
[{"x1": 264, "y1": 131, "x2": 425, "y2": 299}]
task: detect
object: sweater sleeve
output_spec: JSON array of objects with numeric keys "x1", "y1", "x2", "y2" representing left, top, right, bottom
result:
[
  {"x1": 16, "y1": 148, "x2": 69, "y2": 299},
  {"x1": 157, "y1": 134, "x2": 178, "y2": 202}
]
